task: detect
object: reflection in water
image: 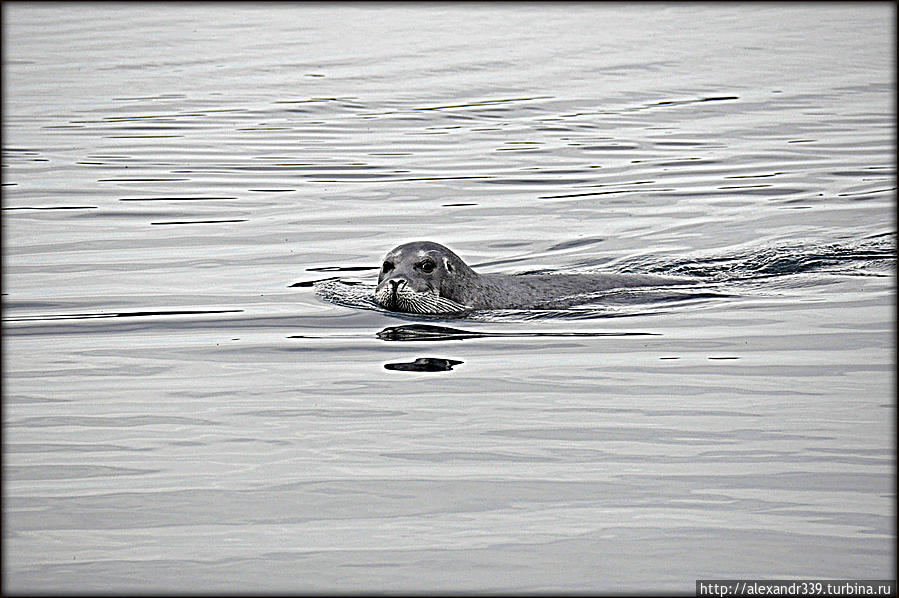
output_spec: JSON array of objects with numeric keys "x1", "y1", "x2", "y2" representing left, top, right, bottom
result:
[
  {"x1": 306, "y1": 265, "x2": 379, "y2": 272},
  {"x1": 150, "y1": 219, "x2": 248, "y2": 225},
  {"x1": 289, "y1": 276, "x2": 341, "y2": 288},
  {"x1": 2, "y1": 308, "x2": 243, "y2": 322},
  {"x1": 376, "y1": 323, "x2": 658, "y2": 342},
  {"x1": 383, "y1": 357, "x2": 463, "y2": 372}
]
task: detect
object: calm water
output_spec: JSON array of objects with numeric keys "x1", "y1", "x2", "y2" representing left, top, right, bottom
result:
[{"x1": 2, "y1": 3, "x2": 895, "y2": 593}]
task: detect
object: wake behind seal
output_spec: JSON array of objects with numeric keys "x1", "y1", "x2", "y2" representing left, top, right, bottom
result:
[{"x1": 373, "y1": 241, "x2": 690, "y2": 314}]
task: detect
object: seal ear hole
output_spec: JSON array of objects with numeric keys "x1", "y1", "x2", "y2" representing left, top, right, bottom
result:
[
  {"x1": 382, "y1": 261, "x2": 394, "y2": 273},
  {"x1": 444, "y1": 257, "x2": 454, "y2": 272}
]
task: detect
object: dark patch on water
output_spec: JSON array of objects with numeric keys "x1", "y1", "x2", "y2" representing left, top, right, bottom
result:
[
  {"x1": 383, "y1": 357, "x2": 463, "y2": 372},
  {"x1": 290, "y1": 277, "x2": 340, "y2": 288},
  {"x1": 413, "y1": 96, "x2": 553, "y2": 111},
  {"x1": 306, "y1": 265, "x2": 378, "y2": 272},
  {"x1": 637, "y1": 96, "x2": 740, "y2": 111},
  {"x1": 150, "y1": 219, "x2": 248, "y2": 226},
  {"x1": 547, "y1": 236, "x2": 606, "y2": 251},
  {"x1": 118, "y1": 196, "x2": 238, "y2": 202},
  {"x1": 3, "y1": 206, "x2": 98, "y2": 211},
  {"x1": 3, "y1": 309, "x2": 243, "y2": 322},
  {"x1": 98, "y1": 177, "x2": 189, "y2": 182}
]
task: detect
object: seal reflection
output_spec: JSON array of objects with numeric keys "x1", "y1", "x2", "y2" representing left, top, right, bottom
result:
[{"x1": 383, "y1": 357, "x2": 464, "y2": 372}]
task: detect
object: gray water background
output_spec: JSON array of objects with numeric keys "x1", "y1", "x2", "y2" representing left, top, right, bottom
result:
[{"x1": 2, "y1": 3, "x2": 895, "y2": 593}]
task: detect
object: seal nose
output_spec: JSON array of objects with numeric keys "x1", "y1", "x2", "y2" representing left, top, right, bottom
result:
[{"x1": 388, "y1": 279, "x2": 406, "y2": 295}]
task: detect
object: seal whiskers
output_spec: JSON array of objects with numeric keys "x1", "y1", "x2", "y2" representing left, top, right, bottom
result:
[{"x1": 373, "y1": 277, "x2": 468, "y2": 314}]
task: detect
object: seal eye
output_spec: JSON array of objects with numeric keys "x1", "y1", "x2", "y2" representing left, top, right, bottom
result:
[
  {"x1": 419, "y1": 259, "x2": 436, "y2": 273},
  {"x1": 382, "y1": 261, "x2": 394, "y2": 273}
]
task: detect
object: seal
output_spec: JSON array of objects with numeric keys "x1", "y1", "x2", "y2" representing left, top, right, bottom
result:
[{"x1": 374, "y1": 241, "x2": 690, "y2": 314}]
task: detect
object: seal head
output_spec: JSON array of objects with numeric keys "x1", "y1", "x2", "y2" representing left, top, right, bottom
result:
[{"x1": 374, "y1": 241, "x2": 472, "y2": 314}]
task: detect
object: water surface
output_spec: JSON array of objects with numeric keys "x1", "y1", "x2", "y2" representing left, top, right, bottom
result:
[{"x1": 2, "y1": 3, "x2": 895, "y2": 593}]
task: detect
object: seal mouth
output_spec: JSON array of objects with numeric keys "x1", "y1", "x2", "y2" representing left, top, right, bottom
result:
[{"x1": 374, "y1": 280, "x2": 468, "y2": 314}]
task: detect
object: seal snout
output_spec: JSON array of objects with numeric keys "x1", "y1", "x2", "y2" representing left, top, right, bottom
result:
[
  {"x1": 387, "y1": 278, "x2": 406, "y2": 305},
  {"x1": 385, "y1": 277, "x2": 409, "y2": 298},
  {"x1": 374, "y1": 276, "x2": 410, "y2": 310}
]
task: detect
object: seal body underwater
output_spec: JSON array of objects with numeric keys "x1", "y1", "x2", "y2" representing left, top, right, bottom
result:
[{"x1": 374, "y1": 241, "x2": 690, "y2": 314}]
